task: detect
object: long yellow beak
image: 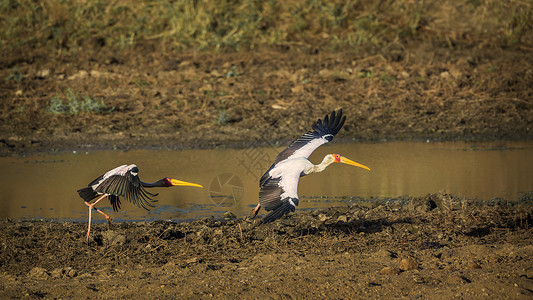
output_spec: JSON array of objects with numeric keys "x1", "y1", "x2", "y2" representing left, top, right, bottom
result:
[
  {"x1": 339, "y1": 156, "x2": 371, "y2": 171},
  {"x1": 170, "y1": 179, "x2": 203, "y2": 188}
]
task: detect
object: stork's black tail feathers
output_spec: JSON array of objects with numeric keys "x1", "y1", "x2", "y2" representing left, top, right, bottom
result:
[
  {"x1": 261, "y1": 198, "x2": 297, "y2": 223},
  {"x1": 77, "y1": 187, "x2": 98, "y2": 202}
]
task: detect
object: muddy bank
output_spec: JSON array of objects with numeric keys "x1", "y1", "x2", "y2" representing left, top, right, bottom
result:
[
  {"x1": 1, "y1": 193, "x2": 532, "y2": 298},
  {"x1": 1, "y1": 45, "x2": 532, "y2": 155}
]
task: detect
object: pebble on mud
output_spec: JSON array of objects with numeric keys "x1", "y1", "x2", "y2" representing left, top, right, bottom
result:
[
  {"x1": 337, "y1": 215, "x2": 348, "y2": 223},
  {"x1": 185, "y1": 257, "x2": 201, "y2": 264},
  {"x1": 51, "y1": 267, "x2": 78, "y2": 278},
  {"x1": 67, "y1": 70, "x2": 88, "y2": 80},
  {"x1": 466, "y1": 261, "x2": 481, "y2": 269},
  {"x1": 399, "y1": 257, "x2": 419, "y2": 271},
  {"x1": 28, "y1": 267, "x2": 49, "y2": 279},
  {"x1": 317, "y1": 214, "x2": 330, "y2": 222},
  {"x1": 36, "y1": 69, "x2": 50, "y2": 78},
  {"x1": 223, "y1": 211, "x2": 236, "y2": 219},
  {"x1": 380, "y1": 266, "x2": 401, "y2": 275}
]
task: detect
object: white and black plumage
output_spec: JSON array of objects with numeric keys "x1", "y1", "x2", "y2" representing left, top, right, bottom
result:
[
  {"x1": 251, "y1": 109, "x2": 370, "y2": 223},
  {"x1": 77, "y1": 164, "x2": 202, "y2": 242}
]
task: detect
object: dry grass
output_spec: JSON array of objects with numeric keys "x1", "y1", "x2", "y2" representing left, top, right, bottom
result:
[{"x1": 1, "y1": 0, "x2": 531, "y2": 55}]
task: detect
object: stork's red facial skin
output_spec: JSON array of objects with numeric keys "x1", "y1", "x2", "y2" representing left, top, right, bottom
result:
[
  {"x1": 164, "y1": 178, "x2": 173, "y2": 187},
  {"x1": 333, "y1": 154, "x2": 341, "y2": 163}
]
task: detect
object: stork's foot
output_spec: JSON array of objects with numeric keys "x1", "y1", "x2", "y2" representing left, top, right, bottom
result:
[
  {"x1": 249, "y1": 203, "x2": 261, "y2": 219},
  {"x1": 93, "y1": 207, "x2": 112, "y2": 224}
]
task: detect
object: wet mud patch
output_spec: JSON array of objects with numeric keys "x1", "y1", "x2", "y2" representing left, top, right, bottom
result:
[{"x1": 1, "y1": 193, "x2": 532, "y2": 298}]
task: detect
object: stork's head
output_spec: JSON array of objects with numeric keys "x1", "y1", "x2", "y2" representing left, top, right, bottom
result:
[
  {"x1": 331, "y1": 154, "x2": 370, "y2": 171},
  {"x1": 164, "y1": 178, "x2": 203, "y2": 188}
]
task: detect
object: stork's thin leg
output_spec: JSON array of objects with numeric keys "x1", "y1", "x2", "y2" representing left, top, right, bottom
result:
[
  {"x1": 250, "y1": 203, "x2": 261, "y2": 219},
  {"x1": 88, "y1": 194, "x2": 108, "y2": 207},
  {"x1": 85, "y1": 194, "x2": 108, "y2": 243},
  {"x1": 93, "y1": 207, "x2": 112, "y2": 224},
  {"x1": 86, "y1": 204, "x2": 93, "y2": 243}
]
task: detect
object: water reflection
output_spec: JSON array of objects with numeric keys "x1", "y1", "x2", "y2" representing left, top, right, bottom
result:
[{"x1": 0, "y1": 141, "x2": 531, "y2": 221}]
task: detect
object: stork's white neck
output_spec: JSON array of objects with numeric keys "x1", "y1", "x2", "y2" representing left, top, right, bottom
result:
[{"x1": 307, "y1": 155, "x2": 335, "y2": 174}]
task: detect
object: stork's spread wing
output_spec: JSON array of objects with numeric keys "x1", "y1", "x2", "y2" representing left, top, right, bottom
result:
[
  {"x1": 259, "y1": 177, "x2": 284, "y2": 211},
  {"x1": 273, "y1": 109, "x2": 345, "y2": 164},
  {"x1": 259, "y1": 172, "x2": 301, "y2": 223},
  {"x1": 91, "y1": 164, "x2": 158, "y2": 211}
]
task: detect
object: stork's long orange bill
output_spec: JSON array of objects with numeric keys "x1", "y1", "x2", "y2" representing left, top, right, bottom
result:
[
  {"x1": 170, "y1": 179, "x2": 203, "y2": 188},
  {"x1": 339, "y1": 156, "x2": 370, "y2": 171}
]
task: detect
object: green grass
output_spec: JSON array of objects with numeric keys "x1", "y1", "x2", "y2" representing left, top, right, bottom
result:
[
  {"x1": 1, "y1": 0, "x2": 531, "y2": 54},
  {"x1": 46, "y1": 89, "x2": 112, "y2": 115}
]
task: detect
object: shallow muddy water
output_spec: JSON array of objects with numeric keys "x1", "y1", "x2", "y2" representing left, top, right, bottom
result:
[{"x1": 0, "y1": 141, "x2": 531, "y2": 222}]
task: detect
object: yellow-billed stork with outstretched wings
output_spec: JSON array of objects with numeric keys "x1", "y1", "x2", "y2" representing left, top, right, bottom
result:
[
  {"x1": 251, "y1": 109, "x2": 370, "y2": 223},
  {"x1": 77, "y1": 164, "x2": 202, "y2": 242}
]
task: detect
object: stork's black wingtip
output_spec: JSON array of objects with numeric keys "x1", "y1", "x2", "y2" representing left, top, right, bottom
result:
[
  {"x1": 331, "y1": 109, "x2": 336, "y2": 120},
  {"x1": 312, "y1": 109, "x2": 346, "y2": 137}
]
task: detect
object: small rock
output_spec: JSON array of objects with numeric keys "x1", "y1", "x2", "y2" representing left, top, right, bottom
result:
[
  {"x1": 319, "y1": 69, "x2": 334, "y2": 77},
  {"x1": 317, "y1": 214, "x2": 330, "y2": 222},
  {"x1": 179, "y1": 60, "x2": 192, "y2": 68},
  {"x1": 67, "y1": 70, "x2": 88, "y2": 80},
  {"x1": 337, "y1": 215, "x2": 348, "y2": 223},
  {"x1": 36, "y1": 69, "x2": 50, "y2": 78},
  {"x1": 210, "y1": 70, "x2": 222, "y2": 77},
  {"x1": 52, "y1": 267, "x2": 77, "y2": 278},
  {"x1": 51, "y1": 268, "x2": 63, "y2": 278},
  {"x1": 185, "y1": 257, "x2": 199, "y2": 264},
  {"x1": 399, "y1": 257, "x2": 419, "y2": 271},
  {"x1": 66, "y1": 267, "x2": 77, "y2": 277},
  {"x1": 466, "y1": 261, "x2": 481, "y2": 269},
  {"x1": 199, "y1": 84, "x2": 213, "y2": 93},
  {"x1": 400, "y1": 71, "x2": 410, "y2": 78},
  {"x1": 90, "y1": 70, "x2": 103, "y2": 77},
  {"x1": 8, "y1": 136, "x2": 22, "y2": 142},
  {"x1": 223, "y1": 211, "x2": 236, "y2": 219},
  {"x1": 28, "y1": 267, "x2": 49, "y2": 279},
  {"x1": 380, "y1": 266, "x2": 401, "y2": 275}
]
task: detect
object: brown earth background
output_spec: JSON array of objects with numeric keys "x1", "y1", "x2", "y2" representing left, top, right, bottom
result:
[
  {"x1": 1, "y1": 0, "x2": 532, "y2": 298},
  {"x1": 1, "y1": 0, "x2": 532, "y2": 154}
]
